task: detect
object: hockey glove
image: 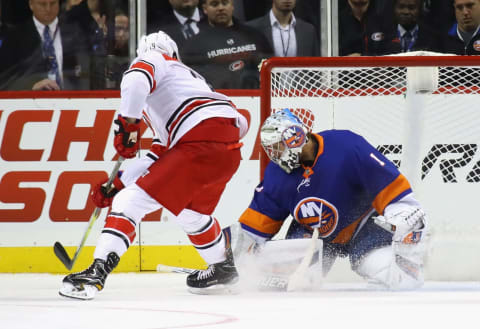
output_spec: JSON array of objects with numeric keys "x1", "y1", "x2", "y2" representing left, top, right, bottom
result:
[
  {"x1": 114, "y1": 115, "x2": 141, "y2": 158},
  {"x1": 374, "y1": 206, "x2": 426, "y2": 243},
  {"x1": 91, "y1": 171, "x2": 125, "y2": 208}
]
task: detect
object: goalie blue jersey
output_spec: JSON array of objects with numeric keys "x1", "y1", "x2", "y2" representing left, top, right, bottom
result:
[{"x1": 239, "y1": 130, "x2": 412, "y2": 244}]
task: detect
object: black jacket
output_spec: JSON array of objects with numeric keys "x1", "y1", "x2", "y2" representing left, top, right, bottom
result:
[
  {"x1": 380, "y1": 23, "x2": 442, "y2": 55},
  {"x1": 246, "y1": 13, "x2": 320, "y2": 57},
  {"x1": 0, "y1": 17, "x2": 91, "y2": 90},
  {"x1": 182, "y1": 20, "x2": 273, "y2": 89},
  {"x1": 339, "y1": 5, "x2": 389, "y2": 56},
  {"x1": 147, "y1": 9, "x2": 207, "y2": 51},
  {"x1": 441, "y1": 24, "x2": 480, "y2": 55}
]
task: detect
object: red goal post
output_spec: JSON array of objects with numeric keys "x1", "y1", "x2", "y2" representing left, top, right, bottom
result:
[{"x1": 259, "y1": 53, "x2": 480, "y2": 280}]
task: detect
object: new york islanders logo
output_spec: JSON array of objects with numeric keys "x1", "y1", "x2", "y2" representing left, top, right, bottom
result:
[
  {"x1": 282, "y1": 126, "x2": 306, "y2": 148},
  {"x1": 293, "y1": 197, "x2": 338, "y2": 238}
]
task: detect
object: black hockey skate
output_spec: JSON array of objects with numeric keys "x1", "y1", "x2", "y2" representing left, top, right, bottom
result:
[
  {"x1": 59, "y1": 252, "x2": 119, "y2": 300},
  {"x1": 187, "y1": 248, "x2": 239, "y2": 294}
]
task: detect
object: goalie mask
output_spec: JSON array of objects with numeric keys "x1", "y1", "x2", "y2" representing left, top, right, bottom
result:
[
  {"x1": 261, "y1": 109, "x2": 309, "y2": 174},
  {"x1": 136, "y1": 31, "x2": 180, "y2": 60}
]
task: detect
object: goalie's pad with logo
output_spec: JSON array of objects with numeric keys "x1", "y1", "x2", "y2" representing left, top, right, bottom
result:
[{"x1": 224, "y1": 223, "x2": 323, "y2": 291}]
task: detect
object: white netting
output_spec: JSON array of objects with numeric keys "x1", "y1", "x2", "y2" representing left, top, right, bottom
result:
[
  {"x1": 266, "y1": 56, "x2": 480, "y2": 183},
  {"x1": 262, "y1": 54, "x2": 480, "y2": 280},
  {"x1": 271, "y1": 66, "x2": 480, "y2": 98}
]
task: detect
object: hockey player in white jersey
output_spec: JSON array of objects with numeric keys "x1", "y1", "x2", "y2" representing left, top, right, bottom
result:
[{"x1": 59, "y1": 31, "x2": 248, "y2": 299}]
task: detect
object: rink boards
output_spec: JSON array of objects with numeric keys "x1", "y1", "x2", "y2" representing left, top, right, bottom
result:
[{"x1": 0, "y1": 91, "x2": 479, "y2": 280}]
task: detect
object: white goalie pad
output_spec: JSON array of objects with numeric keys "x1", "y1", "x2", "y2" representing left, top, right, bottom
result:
[
  {"x1": 224, "y1": 223, "x2": 323, "y2": 291},
  {"x1": 355, "y1": 239, "x2": 426, "y2": 290},
  {"x1": 235, "y1": 236, "x2": 323, "y2": 291}
]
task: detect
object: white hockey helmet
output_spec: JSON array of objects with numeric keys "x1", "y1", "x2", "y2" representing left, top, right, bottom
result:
[
  {"x1": 261, "y1": 108, "x2": 309, "y2": 173},
  {"x1": 136, "y1": 30, "x2": 181, "y2": 60}
]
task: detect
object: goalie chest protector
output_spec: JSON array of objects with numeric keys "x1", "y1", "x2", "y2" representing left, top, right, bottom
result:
[{"x1": 240, "y1": 130, "x2": 412, "y2": 244}]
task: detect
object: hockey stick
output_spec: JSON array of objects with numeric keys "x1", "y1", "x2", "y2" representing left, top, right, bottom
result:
[
  {"x1": 156, "y1": 264, "x2": 197, "y2": 274},
  {"x1": 286, "y1": 228, "x2": 320, "y2": 292},
  {"x1": 53, "y1": 156, "x2": 125, "y2": 270}
]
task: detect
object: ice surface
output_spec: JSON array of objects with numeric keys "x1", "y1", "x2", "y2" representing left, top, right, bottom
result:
[{"x1": 0, "y1": 273, "x2": 479, "y2": 329}]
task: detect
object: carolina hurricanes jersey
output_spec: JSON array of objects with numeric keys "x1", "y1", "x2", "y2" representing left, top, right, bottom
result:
[
  {"x1": 119, "y1": 51, "x2": 247, "y2": 147},
  {"x1": 239, "y1": 130, "x2": 413, "y2": 245}
]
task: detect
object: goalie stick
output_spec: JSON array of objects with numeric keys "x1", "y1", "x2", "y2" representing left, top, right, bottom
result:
[
  {"x1": 53, "y1": 156, "x2": 125, "y2": 270},
  {"x1": 286, "y1": 228, "x2": 320, "y2": 292}
]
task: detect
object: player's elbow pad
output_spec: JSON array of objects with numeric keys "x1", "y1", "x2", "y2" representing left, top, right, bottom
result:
[
  {"x1": 119, "y1": 72, "x2": 151, "y2": 118},
  {"x1": 120, "y1": 72, "x2": 151, "y2": 99}
]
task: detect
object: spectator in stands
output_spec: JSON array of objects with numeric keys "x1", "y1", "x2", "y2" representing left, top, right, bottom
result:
[
  {"x1": 381, "y1": 0, "x2": 441, "y2": 54},
  {"x1": 113, "y1": 9, "x2": 129, "y2": 57},
  {"x1": 372, "y1": 0, "x2": 455, "y2": 35},
  {"x1": 182, "y1": 0, "x2": 273, "y2": 89},
  {"x1": 82, "y1": 0, "x2": 107, "y2": 34},
  {"x1": 104, "y1": 8, "x2": 130, "y2": 89},
  {"x1": 0, "y1": 0, "x2": 91, "y2": 90},
  {"x1": 62, "y1": 0, "x2": 107, "y2": 54},
  {"x1": 339, "y1": 0, "x2": 389, "y2": 56},
  {"x1": 442, "y1": 0, "x2": 480, "y2": 54},
  {"x1": 147, "y1": 0, "x2": 205, "y2": 50},
  {"x1": 61, "y1": 0, "x2": 111, "y2": 89},
  {"x1": 246, "y1": 0, "x2": 320, "y2": 57}
]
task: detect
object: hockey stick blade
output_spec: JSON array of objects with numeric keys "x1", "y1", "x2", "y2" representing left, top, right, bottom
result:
[
  {"x1": 53, "y1": 241, "x2": 73, "y2": 270},
  {"x1": 156, "y1": 264, "x2": 197, "y2": 274},
  {"x1": 53, "y1": 157, "x2": 124, "y2": 271}
]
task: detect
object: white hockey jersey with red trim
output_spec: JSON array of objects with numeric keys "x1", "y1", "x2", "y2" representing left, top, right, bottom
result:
[{"x1": 119, "y1": 51, "x2": 248, "y2": 147}]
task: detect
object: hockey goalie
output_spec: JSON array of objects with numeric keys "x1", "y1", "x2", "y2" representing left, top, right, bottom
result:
[{"x1": 235, "y1": 108, "x2": 427, "y2": 291}]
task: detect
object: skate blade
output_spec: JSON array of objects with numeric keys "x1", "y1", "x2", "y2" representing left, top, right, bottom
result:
[
  {"x1": 188, "y1": 281, "x2": 240, "y2": 295},
  {"x1": 59, "y1": 282, "x2": 98, "y2": 300}
]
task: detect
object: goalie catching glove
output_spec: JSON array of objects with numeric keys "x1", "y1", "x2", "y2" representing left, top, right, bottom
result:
[
  {"x1": 374, "y1": 206, "x2": 426, "y2": 243},
  {"x1": 90, "y1": 172, "x2": 125, "y2": 208},
  {"x1": 114, "y1": 115, "x2": 141, "y2": 158}
]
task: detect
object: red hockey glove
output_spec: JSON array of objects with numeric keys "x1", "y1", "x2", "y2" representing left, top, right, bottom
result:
[
  {"x1": 90, "y1": 171, "x2": 125, "y2": 208},
  {"x1": 114, "y1": 115, "x2": 141, "y2": 158}
]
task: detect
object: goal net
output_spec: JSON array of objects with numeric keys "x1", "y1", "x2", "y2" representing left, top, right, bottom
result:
[{"x1": 259, "y1": 52, "x2": 480, "y2": 281}]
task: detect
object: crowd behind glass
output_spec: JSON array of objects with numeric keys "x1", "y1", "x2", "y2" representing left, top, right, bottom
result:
[{"x1": 0, "y1": 0, "x2": 477, "y2": 91}]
